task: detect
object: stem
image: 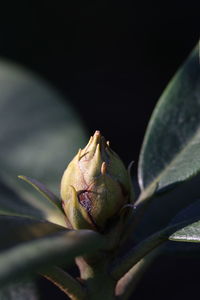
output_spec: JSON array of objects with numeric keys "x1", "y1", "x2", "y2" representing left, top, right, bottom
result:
[
  {"x1": 76, "y1": 256, "x2": 116, "y2": 300},
  {"x1": 40, "y1": 266, "x2": 86, "y2": 300}
]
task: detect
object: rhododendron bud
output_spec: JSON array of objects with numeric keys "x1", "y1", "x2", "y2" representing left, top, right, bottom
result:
[{"x1": 60, "y1": 131, "x2": 134, "y2": 231}]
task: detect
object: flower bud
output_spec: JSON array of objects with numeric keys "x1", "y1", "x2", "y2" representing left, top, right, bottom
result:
[{"x1": 60, "y1": 131, "x2": 134, "y2": 231}]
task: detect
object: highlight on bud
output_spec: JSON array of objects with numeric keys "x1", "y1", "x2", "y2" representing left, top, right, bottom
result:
[{"x1": 60, "y1": 130, "x2": 134, "y2": 231}]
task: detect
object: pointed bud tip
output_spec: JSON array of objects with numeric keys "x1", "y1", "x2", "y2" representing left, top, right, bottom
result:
[
  {"x1": 94, "y1": 130, "x2": 101, "y2": 136},
  {"x1": 92, "y1": 130, "x2": 101, "y2": 145},
  {"x1": 101, "y1": 162, "x2": 107, "y2": 175},
  {"x1": 77, "y1": 148, "x2": 82, "y2": 160}
]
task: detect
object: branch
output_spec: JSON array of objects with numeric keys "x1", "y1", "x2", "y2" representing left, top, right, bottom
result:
[{"x1": 40, "y1": 266, "x2": 86, "y2": 300}]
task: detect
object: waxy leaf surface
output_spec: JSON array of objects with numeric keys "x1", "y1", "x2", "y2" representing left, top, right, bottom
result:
[
  {"x1": 164, "y1": 199, "x2": 200, "y2": 254},
  {"x1": 169, "y1": 220, "x2": 200, "y2": 242},
  {"x1": 138, "y1": 45, "x2": 200, "y2": 197}
]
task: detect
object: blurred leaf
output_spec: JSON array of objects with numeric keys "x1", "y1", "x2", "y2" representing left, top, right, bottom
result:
[
  {"x1": 0, "y1": 60, "x2": 87, "y2": 192},
  {"x1": 0, "y1": 215, "x2": 66, "y2": 250},
  {"x1": 0, "y1": 181, "x2": 44, "y2": 219},
  {"x1": 0, "y1": 179, "x2": 67, "y2": 227},
  {"x1": 18, "y1": 175, "x2": 62, "y2": 210},
  {"x1": 0, "y1": 59, "x2": 87, "y2": 225},
  {"x1": 0, "y1": 281, "x2": 39, "y2": 300},
  {"x1": 138, "y1": 44, "x2": 200, "y2": 199},
  {"x1": 0, "y1": 227, "x2": 104, "y2": 286},
  {"x1": 17, "y1": 175, "x2": 67, "y2": 226}
]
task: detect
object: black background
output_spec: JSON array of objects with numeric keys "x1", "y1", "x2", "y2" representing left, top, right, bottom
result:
[
  {"x1": 1, "y1": 1, "x2": 199, "y2": 166},
  {"x1": 0, "y1": 1, "x2": 199, "y2": 299}
]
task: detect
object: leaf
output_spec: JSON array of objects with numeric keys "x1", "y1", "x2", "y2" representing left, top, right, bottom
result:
[
  {"x1": 168, "y1": 196, "x2": 200, "y2": 243},
  {"x1": 0, "y1": 181, "x2": 44, "y2": 220},
  {"x1": 169, "y1": 220, "x2": 200, "y2": 242},
  {"x1": 17, "y1": 174, "x2": 67, "y2": 227},
  {"x1": 0, "y1": 59, "x2": 87, "y2": 225},
  {"x1": 162, "y1": 199, "x2": 200, "y2": 255},
  {"x1": 0, "y1": 179, "x2": 67, "y2": 227},
  {"x1": 168, "y1": 197, "x2": 200, "y2": 244},
  {"x1": 138, "y1": 44, "x2": 200, "y2": 199},
  {"x1": 0, "y1": 226, "x2": 104, "y2": 286},
  {"x1": 112, "y1": 217, "x2": 195, "y2": 279},
  {"x1": 134, "y1": 174, "x2": 200, "y2": 243},
  {"x1": 0, "y1": 281, "x2": 39, "y2": 300},
  {"x1": 0, "y1": 216, "x2": 66, "y2": 250},
  {"x1": 0, "y1": 59, "x2": 87, "y2": 192},
  {"x1": 18, "y1": 176, "x2": 62, "y2": 210}
]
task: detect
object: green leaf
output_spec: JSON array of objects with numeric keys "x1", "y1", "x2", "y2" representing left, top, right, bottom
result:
[
  {"x1": 0, "y1": 216, "x2": 66, "y2": 250},
  {"x1": 0, "y1": 180, "x2": 67, "y2": 227},
  {"x1": 0, "y1": 60, "x2": 87, "y2": 225},
  {"x1": 0, "y1": 281, "x2": 39, "y2": 300},
  {"x1": 162, "y1": 199, "x2": 200, "y2": 255},
  {"x1": 138, "y1": 44, "x2": 200, "y2": 199},
  {"x1": 0, "y1": 181, "x2": 44, "y2": 220},
  {"x1": 134, "y1": 174, "x2": 200, "y2": 243},
  {"x1": 17, "y1": 175, "x2": 66, "y2": 226},
  {"x1": 0, "y1": 60, "x2": 87, "y2": 192},
  {"x1": 167, "y1": 192, "x2": 200, "y2": 244},
  {"x1": 112, "y1": 217, "x2": 195, "y2": 279},
  {"x1": 169, "y1": 220, "x2": 200, "y2": 242},
  {"x1": 0, "y1": 226, "x2": 104, "y2": 286},
  {"x1": 18, "y1": 175, "x2": 62, "y2": 210}
]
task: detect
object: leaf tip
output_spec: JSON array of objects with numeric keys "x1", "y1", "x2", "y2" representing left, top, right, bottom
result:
[{"x1": 18, "y1": 175, "x2": 26, "y2": 180}]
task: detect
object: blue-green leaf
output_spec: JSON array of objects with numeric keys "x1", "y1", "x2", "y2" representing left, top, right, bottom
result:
[
  {"x1": 0, "y1": 180, "x2": 67, "y2": 227},
  {"x1": 0, "y1": 216, "x2": 66, "y2": 250},
  {"x1": 18, "y1": 176, "x2": 61, "y2": 209},
  {"x1": 163, "y1": 199, "x2": 200, "y2": 255},
  {"x1": 0, "y1": 281, "x2": 39, "y2": 300},
  {"x1": 169, "y1": 220, "x2": 200, "y2": 243},
  {"x1": 0, "y1": 181, "x2": 41, "y2": 219},
  {"x1": 0, "y1": 220, "x2": 104, "y2": 286},
  {"x1": 138, "y1": 44, "x2": 200, "y2": 201},
  {"x1": 0, "y1": 59, "x2": 87, "y2": 225}
]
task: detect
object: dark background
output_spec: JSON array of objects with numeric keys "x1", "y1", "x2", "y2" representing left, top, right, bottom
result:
[
  {"x1": 0, "y1": 1, "x2": 199, "y2": 299},
  {"x1": 0, "y1": 2, "x2": 199, "y2": 167}
]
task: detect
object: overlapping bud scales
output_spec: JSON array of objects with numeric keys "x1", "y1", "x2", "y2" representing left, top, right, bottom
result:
[{"x1": 60, "y1": 131, "x2": 134, "y2": 231}]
